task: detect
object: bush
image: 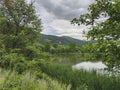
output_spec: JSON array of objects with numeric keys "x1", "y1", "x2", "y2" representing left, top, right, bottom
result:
[{"x1": 0, "y1": 53, "x2": 27, "y2": 73}]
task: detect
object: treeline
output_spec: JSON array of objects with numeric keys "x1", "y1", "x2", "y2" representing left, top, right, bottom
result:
[{"x1": 40, "y1": 40, "x2": 82, "y2": 54}]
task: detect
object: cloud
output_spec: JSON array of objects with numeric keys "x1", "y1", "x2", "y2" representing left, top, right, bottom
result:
[
  {"x1": 41, "y1": 19, "x2": 89, "y2": 40},
  {"x1": 31, "y1": 0, "x2": 95, "y2": 40},
  {"x1": 36, "y1": 0, "x2": 94, "y2": 20}
]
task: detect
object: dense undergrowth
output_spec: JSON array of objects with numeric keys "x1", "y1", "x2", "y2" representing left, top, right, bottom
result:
[
  {"x1": 0, "y1": 52, "x2": 120, "y2": 90},
  {"x1": 0, "y1": 68, "x2": 71, "y2": 90}
]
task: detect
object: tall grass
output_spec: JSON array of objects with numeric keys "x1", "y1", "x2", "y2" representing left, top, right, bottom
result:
[
  {"x1": 39, "y1": 62, "x2": 120, "y2": 90},
  {"x1": 0, "y1": 68, "x2": 71, "y2": 90}
]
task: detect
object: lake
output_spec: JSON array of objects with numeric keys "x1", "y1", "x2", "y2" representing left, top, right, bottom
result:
[
  {"x1": 49, "y1": 54, "x2": 107, "y2": 71},
  {"x1": 72, "y1": 61, "x2": 107, "y2": 71}
]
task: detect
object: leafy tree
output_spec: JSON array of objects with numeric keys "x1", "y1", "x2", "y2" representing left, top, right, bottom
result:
[
  {"x1": 72, "y1": 0, "x2": 120, "y2": 70},
  {"x1": 0, "y1": 0, "x2": 42, "y2": 70},
  {"x1": 44, "y1": 39, "x2": 51, "y2": 52},
  {"x1": 68, "y1": 41, "x2": 77, "y2": 52},
  {"x1": 0, "y1": 0, "x2": 42, "y2": 52},
  {"x1": 52, "y1": 43, "x2": 58, "y2": 49}
]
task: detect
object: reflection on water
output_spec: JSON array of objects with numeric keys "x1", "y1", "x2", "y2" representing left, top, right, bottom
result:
[
  {"x1": 72, "y1": 61, "x2": 107, "y2": 71},
  {"x1": 49, "y1": 54, "x2": 82, "y2": 64},
  {"x1": 49, "y1": 54, "x2": 108, "y2": 73}
]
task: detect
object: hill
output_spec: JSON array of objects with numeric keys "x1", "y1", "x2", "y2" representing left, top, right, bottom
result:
[{"x1": 39, "y1": 34, "x2": 86, "y2": 45}]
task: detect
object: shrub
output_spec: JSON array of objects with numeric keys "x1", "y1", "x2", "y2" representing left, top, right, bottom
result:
[{"x1": 0, "y1": 53, "x2": 27, "y2": 73}]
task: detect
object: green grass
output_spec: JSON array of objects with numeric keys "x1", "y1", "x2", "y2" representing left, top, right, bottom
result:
[
  {"x1": 0, "y1": 68, "x2": 71, "y2": 90},
  {"x1": 39, "y1": 62, "x2": 120, "y2": 90}
]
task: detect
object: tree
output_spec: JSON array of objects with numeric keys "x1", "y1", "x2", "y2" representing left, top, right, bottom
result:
[
  {"x1": 0, "y1": 0, "x2": 42, "y2": 52},
  {"x1": 0, "y1": 0, "x2": 42, "y2": 71},
  {"x1": 44, "y1": 39, "x2": 51, "y2": 52},
  {"x1": 72, "y1": 0, "x2": 120, "y2": 71},
  {"x1": 68, "y1": 41, "x2": 77, "y2": 52}
]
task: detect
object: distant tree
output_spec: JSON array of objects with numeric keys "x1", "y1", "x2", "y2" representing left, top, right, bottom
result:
[
  {"x1": 44, "y1": 39, "x2": 51, "y2": 52},
  {"x1": 69, "y1": 41, "x2": 77, "y2": 52},
  {"x1": 72, "y1": 0, "x2": 120, "y2": 70},
  {"x1": 52, "y1": 43, "x2": 58, "y2": 49}
]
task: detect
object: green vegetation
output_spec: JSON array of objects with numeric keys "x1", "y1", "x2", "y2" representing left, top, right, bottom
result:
[
  {"x1": 0, "y1": 0, "x2": 120, "y2": 90},
  {"x1": 39, "y1": 34, "x2": 86, "y2": 45},
  {"x1": 72, "y1": 0, "x2": 120, "y2": 71},
  {"x1": 0, "y1": 68, "x2": 70, "y2": 90},
  {"x1": 40, "y1": 62, "x2": 120, "y2": 90}
]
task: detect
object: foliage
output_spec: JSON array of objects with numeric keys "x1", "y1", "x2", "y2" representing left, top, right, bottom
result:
[
  {"x1": 0, "y1": 68, "x2": 70, "y2": 90},
  {"x1": 0, "y1": 53, "x2": 28, "y2": 74},
  {"x1": 0, "y1": 0, "x2": 44, "y2": 71},
  {"x1": 0, "y1": 0, "x2": 42, "y2": 52},
  {"x1": 0, "y1": 0, "x2": 47, "y2": 75},
  {"x1": 71, "y1": 0, "x2": 120, "y2": 70},
  {"x1": 39, "y1": 34, "x2": 85, "y2": 45},
  {"x1": 39, "y1": 62, "x2": 120, "y2": 90},
  {"x1": 1, "y1": 0, "x2": 120, "y2": 90},
  {"x1": 40, "y1": 41, "x2": 81, "y2": 54}
]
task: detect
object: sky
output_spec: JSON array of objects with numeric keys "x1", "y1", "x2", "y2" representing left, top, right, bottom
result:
[{"x1": 27, "y1": 0, "x2": 95, "y2": 40}]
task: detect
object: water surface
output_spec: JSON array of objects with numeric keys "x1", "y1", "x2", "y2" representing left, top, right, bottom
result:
[{"x1": 72, "y1": 61, "x2": 107, "y2": 71}]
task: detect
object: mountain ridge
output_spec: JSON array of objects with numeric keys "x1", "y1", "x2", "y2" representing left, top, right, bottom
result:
[{"x1": 39, "y1": 34, "x2": 86, "y2": 45}]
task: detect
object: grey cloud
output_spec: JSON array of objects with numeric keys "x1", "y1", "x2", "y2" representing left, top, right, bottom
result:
[
  {"x1": 34, "y1": 0, "x2": 94, "y2": 40},
  {"x1": 61, "y1": 0, "x2": 93, "y2": 9},
  {"x1": 36, "y1": 0, "x2": 94, "y2": 20}
]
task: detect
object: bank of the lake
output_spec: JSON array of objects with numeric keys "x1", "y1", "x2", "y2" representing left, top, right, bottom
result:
[{"x1": 39, "y1": 57, "x2": 120, "y2": 90}]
